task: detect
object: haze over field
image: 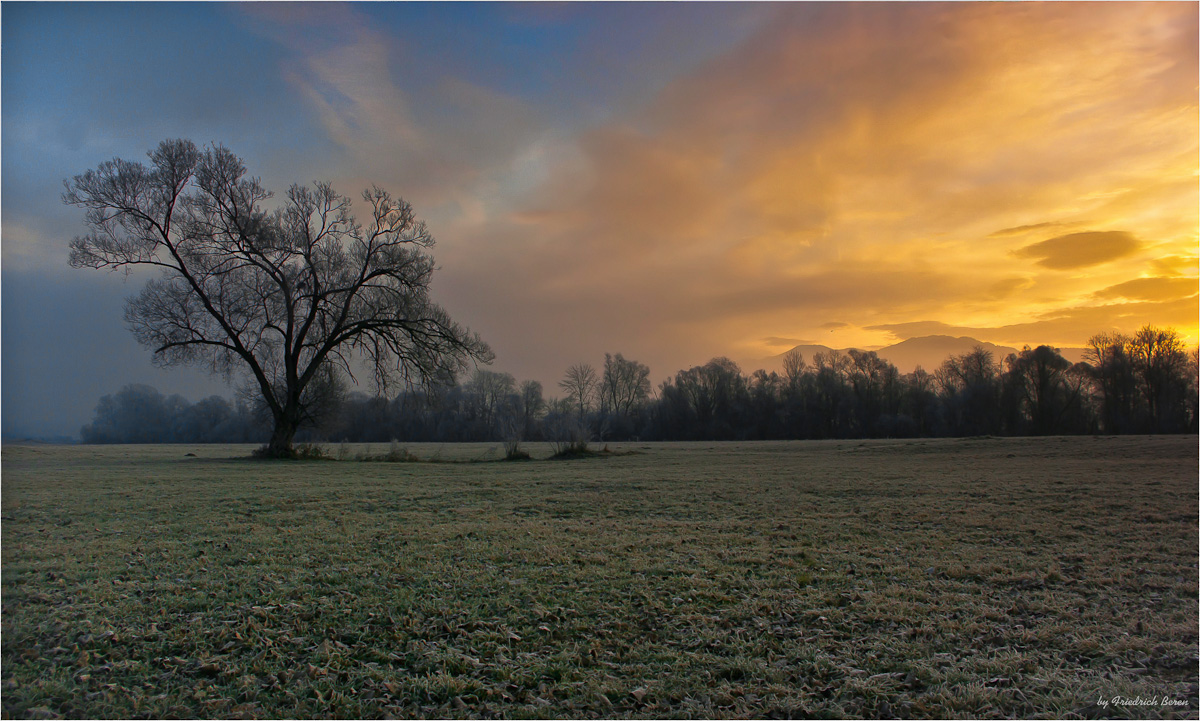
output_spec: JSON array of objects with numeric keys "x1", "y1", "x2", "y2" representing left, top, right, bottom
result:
[{"x1": 3, "y1": 2, "x2": 1197, "y2": 439}]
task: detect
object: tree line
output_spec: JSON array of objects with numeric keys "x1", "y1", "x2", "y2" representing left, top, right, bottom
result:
[
  {"x1": 61, "y1": 142, "x2": 1199, "y2": 456},
  {"x1": 83, "y1": 326, "x2": 1197, "y2": 444}
]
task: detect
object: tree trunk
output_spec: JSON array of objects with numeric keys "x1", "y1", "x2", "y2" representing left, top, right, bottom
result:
[{"x1": 264, "y1": 416, "x2": 300, "y2": 458}]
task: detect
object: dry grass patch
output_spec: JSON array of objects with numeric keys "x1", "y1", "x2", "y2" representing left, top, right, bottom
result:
[{"x1": 2, "y1": 437, "x2": 1196, "y2": 718}]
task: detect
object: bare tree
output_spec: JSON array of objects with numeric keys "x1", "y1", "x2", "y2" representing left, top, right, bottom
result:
[
  {"x1": 600, "y1": 352, "x2": 651, "y2": 419},
  {"x1": 811, "y1": 351, "x2": 853, "y2": 437},
  {"x1": 65, "y1": 139, "x2": 492, "y2": 457},
  {"x1": 543, "y1": 396, "x2": 589, "y2": 454},
  {"x1": 672, "y1": 357, "x2": 748, "y2": 437},
  {"x1": 935, "y1": 346, "x2": 1001, "y2": 435},
  {"x1": 466, "y1": 369, "x2": 517, "y2": 437},
  {"x1": 1003, "y1": 345, "x2": 1078, "y2": 435},
  {"x1": 1188, "y1": 348, "x2": 1200, "y2": 433},
  {"x1": 559, "y1": 363, "x2": 598, "y2": 422},
  {"x1": 1085, "y1": 331, "x2": 1137, "y2": 433},
  {"x1": 518, "y1": 380, "x2": 546, "y2": 440},
  {"x1": 1128, "y1": 325, "x2": 1189, "y2": 431},
  {"x1": 902, "y1": 366, "x2": 936, "y2": 435},
  {"x1": 847, "y1": 349, "x2": 900, "y2": 427},
  {"x1": 782, "y1": 348, "x2": 807, "y2": 391}
]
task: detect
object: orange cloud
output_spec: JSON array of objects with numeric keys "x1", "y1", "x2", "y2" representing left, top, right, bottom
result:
[{"x1": 436, "y1": 3, "x2": 1197, "y2": 381}]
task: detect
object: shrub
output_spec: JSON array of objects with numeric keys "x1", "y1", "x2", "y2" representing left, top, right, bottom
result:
[
  {"x1": 550, "y1": 438, "x2": 594, "y2": 459},
  {"x1": 546, "y1": 414, "x2": 591, "y2": 457},
  {"x1": 295, "y1": 443, "x2": 330, "y2": 460},
  {"x1": 252, "y1": 442, "x2": 330, "y2": 460},
  {"x1": 503, "y1": 439, "x2": 532, "y2": 461},
  {"x1": 384, "y1": 440, "x2": 418, "y2": 462}
]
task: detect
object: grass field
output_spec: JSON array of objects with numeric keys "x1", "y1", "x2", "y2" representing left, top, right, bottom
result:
[{"x1": 2, "y1": 436, "x2": 1197, "y2": 719}]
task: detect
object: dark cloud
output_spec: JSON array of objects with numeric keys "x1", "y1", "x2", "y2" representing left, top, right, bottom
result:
[
  {"x1": 1014, "y1": 231, "x2": 1141, "y2": 270},
  {"x1": 1093, "y1": 276, "x2": 1198, "y2": 302}
]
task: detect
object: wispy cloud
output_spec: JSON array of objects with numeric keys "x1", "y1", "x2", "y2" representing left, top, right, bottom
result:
[
  {"x1": 989, "y1": 222, "x2": 1066, "y2": 238},
  {"x1": 242, "y1": 4, "x2": 547, "y2": 216}
]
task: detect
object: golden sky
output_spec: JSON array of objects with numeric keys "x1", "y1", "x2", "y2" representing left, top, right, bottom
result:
[
  {"x1": 4, "y1": 2, "x2": 1197, "y2": 435},
  {"x1": 427, "y1": 3, "x2": 1198, "y2": 376}
]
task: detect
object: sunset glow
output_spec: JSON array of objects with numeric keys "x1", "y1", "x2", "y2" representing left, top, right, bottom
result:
[
  {"x1": 434, "y1": 2, "x2": 1199, "y2": 370},
  {"x1": 3, "y1": 2, "x2": 1197, "y2": 437}
]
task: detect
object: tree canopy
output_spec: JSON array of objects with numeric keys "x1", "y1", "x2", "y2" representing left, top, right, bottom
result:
[{"x1": 66, "y1": 139, "x2": 491, "y2": 456}]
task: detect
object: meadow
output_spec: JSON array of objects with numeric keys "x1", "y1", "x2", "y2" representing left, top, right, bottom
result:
[{"x1": 2, "y1": 436, "x2": 1196, "y2": 719}]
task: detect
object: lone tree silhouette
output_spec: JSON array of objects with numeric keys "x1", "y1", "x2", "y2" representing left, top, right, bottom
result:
[{"x1": 66, "y1": 139, "x2": 492, "y2": 457}]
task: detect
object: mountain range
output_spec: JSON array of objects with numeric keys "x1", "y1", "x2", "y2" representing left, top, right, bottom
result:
[{"x1": 747, "y1": 335, "x2": 1088, "y2": 376}]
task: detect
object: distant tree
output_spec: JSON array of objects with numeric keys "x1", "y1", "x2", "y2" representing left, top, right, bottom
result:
[
  {"x1": 65, "y1": 139, "x2": 491, "y2": 457},
  {"x1": 600, "y1": 353, "x2": 651, "y2": 419},
  {"x1": 935, "y1": 346, "x2": 1001, "y2": 435},
  {"x1": 1063, "y1": 361, "x2": 1099, "y2": 433},
  {"x1": 901, "y1": 366, "x2": 937, "y2": 436},
  {"x1": 543, "y1": 396, "x2": 589, "y2": 451},
  {"x1": 81, "y1": 385, "x2": 266, "y2": 443},
  {"x1": 517, "y1": 380, "x2": 546, "y2": 441},
  {"x1": 748, "y1": 369, "x2": 784, "y2": 439},
  {"x1": 1085, "y1": 332, "x2": 1139, "y2": 433},
  {"x1": 1003, "y1": 345, "x2": 1084, "y2": 435},
  {"x1": 639, "y1": 327, "x2": 1189, "y2": 441},
  {"x1": 81, "y1": 384, "x2": 173, "y2": 443},
  {"x1": 172, "y1": 395, "x2": 234, "y2": 442},
  {"x1": 847, "y1": 349, "x2": 901, "y2": 436},
  {"x1": 466, "y1": 369, "x2": 517, "y2": 438},
  {"x1": 811, "y1": 351, "x2": 853, "y2": 437},
  {"x1": 782, "y1": 348, "x2": 807, "y2": 392},
  {"x1": 651, "y1": 377, "x2": 694, "y2": 440},
  {"x1": 672, "y1": 357, "x2": 748, "y2": 439},
  {"x1": 559, "y1": 363, "x2": 599, "y2": 423},
  {"x1": 1187, "y1": 348, "x2": 1200, "y2": 433},
  {"x1": 1127, "y1": 325, "x2": 1190, "y2": 432}
]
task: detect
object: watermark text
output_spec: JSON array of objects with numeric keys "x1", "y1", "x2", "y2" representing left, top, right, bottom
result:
[{"x1": 1097, "y1": 695, "x2": 1188, "y2": 709}]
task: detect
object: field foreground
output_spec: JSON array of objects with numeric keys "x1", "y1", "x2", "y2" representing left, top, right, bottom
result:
[{"x1": 2, "y1": 437, "x2": 1197, "y2": 719}]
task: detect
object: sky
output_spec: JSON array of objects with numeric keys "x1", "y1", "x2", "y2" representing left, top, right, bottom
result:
[{"x1": 3, "y1": 2, "x2": 1197, "y2": 439}]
